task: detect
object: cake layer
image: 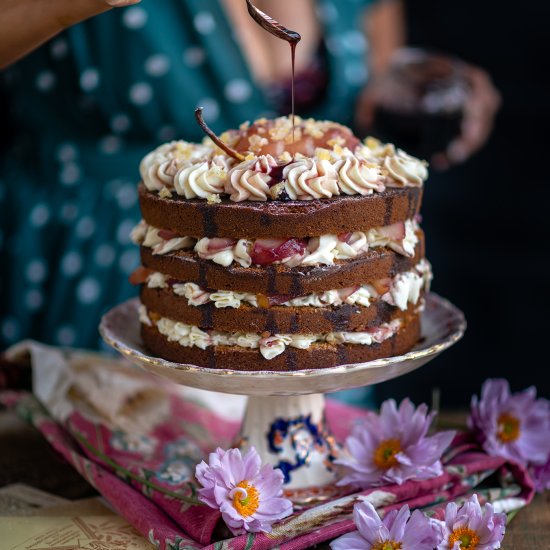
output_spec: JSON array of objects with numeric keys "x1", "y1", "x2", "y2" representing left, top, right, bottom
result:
[
  {"x1": 139, "y1": 184, "x2": 422, "y2": 238},
  {"x1": 140, "y1": 313, "x2": 420, "y2": 371},
  {"x1": 141, "y1": 284, "x2": 423, "y2": 333},
  {"x1": 140, "y1": 231, "x2": 425, "y2": 295}
]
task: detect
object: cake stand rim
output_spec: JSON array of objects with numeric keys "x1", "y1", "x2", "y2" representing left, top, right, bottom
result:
[{"x1": 99, "y1": 293, "x2": 465, "y2": 387}]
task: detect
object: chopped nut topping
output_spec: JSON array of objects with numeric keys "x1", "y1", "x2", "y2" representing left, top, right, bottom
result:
[
  {"x1": 269, "y1": 182, "x2": 285, "y2": 199},
  {"x1": 207, "y1": 193, "x2": 221, "y2": 204},
  {"x1": 248, "y1": 134, "x2": 269, "y2": 152},
  {"x1": 159, "y1": 186, "x2": 172, "y2": 199}
]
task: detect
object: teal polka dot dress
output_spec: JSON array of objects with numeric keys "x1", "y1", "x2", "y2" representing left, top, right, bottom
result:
[{"x1": 0, "y1": 0, "x2": 374, "y2": 351}]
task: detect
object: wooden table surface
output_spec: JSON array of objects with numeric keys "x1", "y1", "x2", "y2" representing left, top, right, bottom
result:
[{"x1": 1, "y1": 408, "x2": 548, "y2": 548}]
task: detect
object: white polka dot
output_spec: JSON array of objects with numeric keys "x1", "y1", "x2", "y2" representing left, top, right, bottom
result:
[
  {"x1": 99, "y1": 135, "x2": 122, "y2": 155},
  {"x1": 117, "y1": 219, "x2": 136, "y2": 245},
  {"x1": 56, "y1": 325, "x2": 76, "y2": 346},
  {"x1": 110, "y1": 113, "x2": 131, "y2": 134},
  {"x1": 30, "y1": 204, "x2": 50, "y2": 227},
  {"x1": 80, "y1": 67, "x2": 100, "y2": 92},
  {"x1": 26, "y1": 259, "x2": 47, "y2": 284},
  {"x1": 50, "y1": 38, "x2": 68, "y2": 59},
  {"x1": 344, "y1": 62, "x2": 368, "y2": 86},
  {"x1": 76, "y1": 216, "x2": 96, "y2": 239},
  {"x1": 61, "y1": 251, "x2": 83, "y2": 276},
  {"x1": 224, "y1": 79, "x2": 252, "y2": 103},
  {"x1": 95, "y1": 244, "x2": 116, "y2": 267},
  {"x1": 316, "y1": 2, "x2": 338, "y2": 23},
  {"x1": 36, "y1": 70, "x2": 56, "y2": 92},
  {"x1": 157, "y1": 125, "x2": 176, "y2": 141},
  {"x1": 129, "y1": 82, "x2": 153, "y2": 106},
  {"x1": 325, "y1": 37, "x2": 343, "y2": 56},
  {"x1": 115, "y1": 184, "x2": 137, "y2": 209},
  {"x1": 144, "y1": 54, "x2": 171, "y2": 77},
  {"x1": 119, "y1": 248, "x2": 139, "y2": 274},
  {"x1": 76, "y1": 277, "x2": 101, "y2": 304},
  {"x1": 196, "y1": 97, "x2": 219, "y2": 123},
  {"x1": 59, "y1": 162, "x2": 81, "y2": 186},
  {"x1": 341, "y1": 31, "x2": 367, "y2": 53},
  {"x1": 61, "y1": 203, "x2": 79, "y2": 222},
  {"x1": 182, "y1": 47, "x2": 205, "y2": 67},
  {"x1": 25, "y1": 289, "x2": 44, "y2": 311},
  {"x1": 122, "y1": 6, "x2": 148, "y2": 29},
  {"x1": 1, "y1": 318, "x2": 19, "y2": 342},
  {"x1": 56, "y1": 142, "x2": 78, "y2": 163},
  {"x1": 194, "y1": 12, "x2": 216, "y2": 34}
]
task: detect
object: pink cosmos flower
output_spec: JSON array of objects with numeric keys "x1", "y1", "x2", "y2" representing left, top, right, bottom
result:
[
  {"x1": 437, "y1": 494, "x2": 506, "y2": 550},
  {"x1": 468, "y1": 379, "x2": 550, "y2": 467},
  {"x1": 336, "y1": 398, "x2": 455, "y2": 487},
  {"x1": 330, "y1": 500, "x2": 443, "y2": 550},
  {"x1": 531, "y1": 457, "x2": 550, "y2": 493},
  {"x1": 195, "y1": 446, "x2": 293, "y2": 535}
]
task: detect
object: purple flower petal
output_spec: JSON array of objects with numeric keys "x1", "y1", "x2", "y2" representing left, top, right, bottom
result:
[
  {"x1": 354, "y1": 501, "x2": 389, "y2": 545},
  {"x1": 330, "y1": 531, "x2": 370, "y2": 550}
]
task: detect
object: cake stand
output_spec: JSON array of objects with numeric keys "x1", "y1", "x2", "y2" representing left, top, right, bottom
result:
[{"x1": 100, "y1": 293, "x2": 465, "y2": 497}]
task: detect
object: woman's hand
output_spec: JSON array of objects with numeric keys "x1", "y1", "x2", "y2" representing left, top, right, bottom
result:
[
  {"x1": 433, "y1": 64, "x2": 501, "y2": 169},
  {"x1": 0, "y1": 0, "x2": 141, "y2": 69}
]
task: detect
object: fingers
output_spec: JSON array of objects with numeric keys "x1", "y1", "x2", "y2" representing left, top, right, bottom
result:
[
  {"x1": 105, "y1": 0, "x2": 142, "y2": 7},
  {"x1": 444, "y1": 65, "x2": 501, "y2": 165}
]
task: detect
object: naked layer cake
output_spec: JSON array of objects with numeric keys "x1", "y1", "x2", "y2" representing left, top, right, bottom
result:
[{"x1": 131, "y1": 116, "x2": 431, "y2": 371}]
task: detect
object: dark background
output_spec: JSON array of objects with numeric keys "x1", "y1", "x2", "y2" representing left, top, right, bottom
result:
[{"x1": 378, "y1": 1, "x2": 550, "y2": 405}]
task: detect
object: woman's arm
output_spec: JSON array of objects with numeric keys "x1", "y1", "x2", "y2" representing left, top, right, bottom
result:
[{"x1": 0, "y1": 0, "x2": 139, "y2": 69}]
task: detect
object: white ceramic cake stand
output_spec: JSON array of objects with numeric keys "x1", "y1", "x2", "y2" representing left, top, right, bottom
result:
[{"x1": 99, "y1": 293, "x2": 465, "y2": 495}]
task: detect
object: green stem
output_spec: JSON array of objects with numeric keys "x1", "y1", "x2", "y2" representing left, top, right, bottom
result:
[{"x1": 72, "y1": 430, "x2": 203, "y2": 506}]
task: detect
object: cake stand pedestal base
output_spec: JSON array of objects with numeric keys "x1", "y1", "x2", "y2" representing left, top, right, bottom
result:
[{"x1": 237, "y1": 394, "x2": 339, "y2": 490}]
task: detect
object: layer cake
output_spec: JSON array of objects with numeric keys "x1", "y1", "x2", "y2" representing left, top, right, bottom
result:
[{"x1": 131, "y1": 116, "x2": 431, "y2": 371}]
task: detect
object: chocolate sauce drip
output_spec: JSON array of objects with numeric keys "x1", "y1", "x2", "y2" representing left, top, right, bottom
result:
[
  {"x1": 336, "y1": 345, "x2": 348, "y2": 365},
  {"x1": 201, "y1": 303, "x2": 214, "y2": 329},
  {"x1": 207, "y1": 348, "x2": 216, "y2": 369},
  {"x1": 289, "y1": 273, "x2": 303, "y2": 295},
  {"x1": 322, "y1": 304, "x2": 356, "y2": 331},
  {"x1": 383, "y1": 196, "x2": 394, "y2": 226},
  {"x1": 260, "y1": 213, "x2": 271, "y2": 227},
  {"x1": 198, "y1": 262, "x2": 207, "y2": 288},
  {"x1": 245, "y1": 1, "x2": 301, "y2": 142},
  {"x1": 267, "y1": 266, "x2": 277, "y2": 294},
  {"x1": 199, "y1": 203, "x2": 218, "y2": 237},
  {"x1": 286, "y1": 348, "x2": 298, "y2": 371},
  {"x1": 265, "y1": 311, "x2": 279, "y2": 334},
  {"x1": 289, "y1": 315, "x2": 299, "y2": 333}
]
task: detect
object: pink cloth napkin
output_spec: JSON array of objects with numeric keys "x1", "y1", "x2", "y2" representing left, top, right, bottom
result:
[{"x1": 0, "y1": 342, "x2": 535, "y2": 550}]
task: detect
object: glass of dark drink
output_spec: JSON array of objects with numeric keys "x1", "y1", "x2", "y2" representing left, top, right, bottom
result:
[{"x1": 370, "y1": 48, "x2": 470, "y2": 161}]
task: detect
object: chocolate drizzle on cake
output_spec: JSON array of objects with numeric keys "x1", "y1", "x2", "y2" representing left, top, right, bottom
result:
[{"x1": 245, "y1": 0, "x2": 301, "y2": 143}]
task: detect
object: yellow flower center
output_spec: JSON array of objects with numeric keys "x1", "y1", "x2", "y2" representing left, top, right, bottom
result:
[
  {"x1": 372, "y1": 541, "x2": 403, "y2": 550},
  {"x1": 448, "y1": 527, "x2": 480, "y2": 549},
  {"x1": 497, "y1": 412, "x2": 520, "y2": 443},
  {"x1": 373, "y1": 438, "x2": 402, "y2": 469},
  {"x1": 232, "y1": 481, "x2": 260, "y2": 517}
]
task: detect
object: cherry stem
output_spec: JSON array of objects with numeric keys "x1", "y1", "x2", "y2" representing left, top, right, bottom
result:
[{"x1": 194, "y1": 108, "x2": 245, "y2": 161}]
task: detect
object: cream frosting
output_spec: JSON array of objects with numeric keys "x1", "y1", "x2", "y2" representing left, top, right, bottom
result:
[
  {"x1": 141, "y1": 307, "x2": 402, "y2": 360},
  {"x1": 144, "y1": 260, "x2": 431, "y2": 310},
  {"x1": 139, "y1": 123, "x2": 428, "y2": 203},
  {"x1": 133, "y1": 219, "x2": 420, "y2": 264}
]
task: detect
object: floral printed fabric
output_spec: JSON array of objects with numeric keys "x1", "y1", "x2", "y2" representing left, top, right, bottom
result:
[{"x1": 0, "y1": 385, "x2": 534, "y2": 550}]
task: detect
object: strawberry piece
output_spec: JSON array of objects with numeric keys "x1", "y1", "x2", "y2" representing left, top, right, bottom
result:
[
  {"x1": 158, "y1": 229, "x2": 180, "y2": 240},
  {"x1": 128, "y1": 266, "x2": 152, "y2": 286},
  {"x1": 371, "y1": 278, "x2": 392, "y2": 295},
  {"x1": 205, "y1": 237, "x2": 237, "y2": 252},
  {"x1": 377, "y1": 221, "x2": 406, "y2": 241},
  {"x1": 250, "y1": 238, "x2": 307, "y2": 265},
  {"x1": 337, "y1": 286, "x2": 360, "y2": 301},
  {"x1": 338, "y1": 232, "x2": 353, "y2": 242}
]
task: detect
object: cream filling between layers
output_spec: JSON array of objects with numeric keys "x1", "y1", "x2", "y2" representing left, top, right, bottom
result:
[
  {"x1": 145, "y1": 260, "x2": 432, "y2": 311},
  {"x1": 139, "y1": 305, "x2": 402, "y2": 360},
  {"x1": 131, "y1": 219, "x2": 420, "y2": 267}
]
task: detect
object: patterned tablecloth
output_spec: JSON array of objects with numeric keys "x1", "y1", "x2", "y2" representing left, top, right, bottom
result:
[{"x1": 0, "y1": 341, "x2": 535, "y2": 550}]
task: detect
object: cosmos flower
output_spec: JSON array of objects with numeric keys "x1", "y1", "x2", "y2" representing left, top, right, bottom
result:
[
  {"x1": 468, "y1": 379, "x2": 550, "y2": 467},
  {"x1": 337, "y1": 398, "x2": 455, "y2": 487},
  {"x1": 437, "y1": 494, "x2": 506, "y2": 550},
  {"x1": 330, "y1": 500, "x2": 443, "y2": 550},
  {"x1": 195, "y1": 446, "x2": 293, "y2": 535}
]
